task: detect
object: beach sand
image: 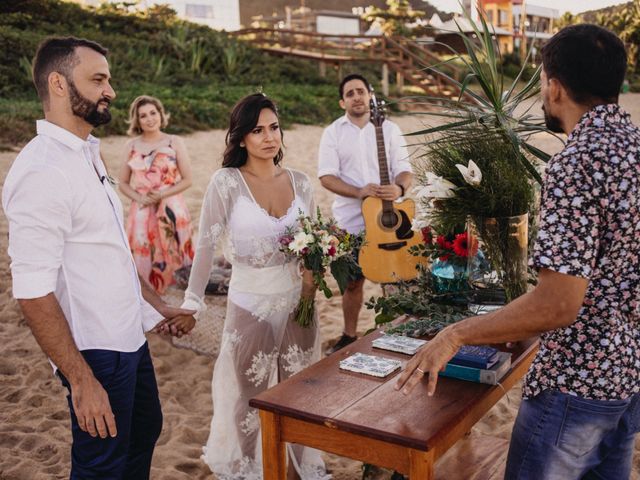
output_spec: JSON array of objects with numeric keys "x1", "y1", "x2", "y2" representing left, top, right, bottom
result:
[{"x1": 1, "y1": 96, "x2": 639, "y2": 479}]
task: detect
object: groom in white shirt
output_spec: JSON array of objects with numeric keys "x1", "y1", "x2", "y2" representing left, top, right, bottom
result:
[
  {"x1": 318, "y1": 74, "x2": 413, "y2": 354},
  {"x1": 2, "y1": 37, "x2": 194, "y2": 479}
]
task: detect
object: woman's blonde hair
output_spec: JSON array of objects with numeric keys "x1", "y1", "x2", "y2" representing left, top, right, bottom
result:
[{"x1": 126, "y1": 95, "x2": 170, "y2": 136}]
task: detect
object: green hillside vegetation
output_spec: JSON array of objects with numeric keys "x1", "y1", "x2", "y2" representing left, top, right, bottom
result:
[{"x1": 0, "y1": 0, "x2": 351, "y2": 148}]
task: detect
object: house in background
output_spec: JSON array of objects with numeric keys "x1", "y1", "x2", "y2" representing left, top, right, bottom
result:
[
  {"x1": 475, "y1": 0, "x2": 559, "y2": 54},
  {"x1": 167, "y1": 0, "x2": 241, "y2": 30},
  {"x1": 66, "y1": 0, "x2": 241, "y2": 31},
  {"x1": 433, "y1": 16, "x2": 513, "y2": 54},
  {"x1": 316, "y1": 10, "x2": 362, "y2": 35},
  {"x1": 251, "y1": 7, "x2": 363, "y2": 35},
  {"x1": 512, "y1": 1, "x2": 559, "y2": 50}
]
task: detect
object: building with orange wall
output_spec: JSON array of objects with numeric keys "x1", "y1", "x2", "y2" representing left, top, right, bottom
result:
[{"x1": 473, "y1": 0, "x2": 559, "y2": 55}]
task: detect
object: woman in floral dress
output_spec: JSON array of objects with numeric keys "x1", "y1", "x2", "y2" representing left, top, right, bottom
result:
[
  {"x1": 179, "y1": 94, "x2": 328, "y2": 479},
  {"x1": 119, "y1": 96, "x2": 194, "y2": 294}
]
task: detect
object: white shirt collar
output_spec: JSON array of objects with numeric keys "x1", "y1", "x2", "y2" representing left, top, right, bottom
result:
[
  {"x1": 336, "y1": 114, "x2": 372, "y2": 129},
  {"x1": 36, "y1": 119, "x2": 99, "y2": 152}
]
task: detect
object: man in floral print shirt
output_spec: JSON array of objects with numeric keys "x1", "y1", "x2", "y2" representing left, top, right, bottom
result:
[{"x1": 396, "y1": 24, "x2": 640, "y2": 479}]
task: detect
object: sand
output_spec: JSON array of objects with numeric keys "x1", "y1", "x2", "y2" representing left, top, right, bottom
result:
[{"x1": 0, "y1": 95, "x2": 639, "y2": 479}]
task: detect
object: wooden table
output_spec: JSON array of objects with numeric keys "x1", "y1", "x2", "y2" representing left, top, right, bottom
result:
[{"x1": 250, "y1": 331, "x2": 538, "y2": 479}]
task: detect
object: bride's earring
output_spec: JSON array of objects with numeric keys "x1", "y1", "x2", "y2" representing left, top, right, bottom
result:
[{"x1": 240, "y1": 142, "x2": 246, "y2": 148}]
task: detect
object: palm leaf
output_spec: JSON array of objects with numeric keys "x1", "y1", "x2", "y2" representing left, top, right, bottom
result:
[
  {"x1": 522, "y1": 142, "x2": 553, "y2": 163},
  {"x1": 408, "y1": 2, "x2": 552, "y2": 186},
  {"x1": 407, "y1": 119, "x2": 477, "y2": 136}
]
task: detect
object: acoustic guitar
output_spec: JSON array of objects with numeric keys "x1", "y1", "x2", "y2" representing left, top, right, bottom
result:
[{"x1": 358, "y1": 94, "x2": 425, "y2": 283}]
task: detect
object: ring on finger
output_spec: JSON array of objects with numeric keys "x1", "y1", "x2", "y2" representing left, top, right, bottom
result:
[{"x1": 415, "y1": 367, "x2": 426, "y2": 376}]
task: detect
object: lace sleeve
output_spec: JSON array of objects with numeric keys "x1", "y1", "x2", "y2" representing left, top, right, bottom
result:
[
  {"x1": 183, "y1": 171, "x2": 228, "y2": 313},
  {"x1": 293, "y1": 169, "x2": 316, "y2": 219}
]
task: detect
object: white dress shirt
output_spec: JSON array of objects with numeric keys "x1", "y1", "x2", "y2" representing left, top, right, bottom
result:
[
  {"x1": 2, "y1": 120, "x2": 161, "y2": 356},
  {"x1": 317, "y1": 115, "x2": 412, "y2": 233}
]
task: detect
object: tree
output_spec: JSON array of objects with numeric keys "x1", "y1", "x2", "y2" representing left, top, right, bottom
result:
[
  {"x1": 362, "y1": 0, "x2": 425, "y2": 36},
  {"x1": 555, "y1": 12, "x2": 577, "y2": 31},
  {"x1": 596, "y1": 0, "x2": 640, "y2": 73}
]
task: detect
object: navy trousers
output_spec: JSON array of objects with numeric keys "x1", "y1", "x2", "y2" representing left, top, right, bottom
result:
[{"x1": 58, "y1": 342, "x2": 163, "y2": 479}]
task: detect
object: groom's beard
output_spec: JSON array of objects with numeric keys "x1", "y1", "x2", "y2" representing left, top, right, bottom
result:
[{"x1": 68, "y1": 80, "x2": 112, "y2": 127}]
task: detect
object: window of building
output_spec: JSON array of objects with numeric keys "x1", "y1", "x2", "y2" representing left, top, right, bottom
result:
[
  {"x1": 538, "y1": 19, "x2": 549, "y2": 33},
  {"x1": 498, "y1": 9, "x2": 509, "y2": 26},
  {"x1": 185, "y1": 4, "x2": 214, "y2": 19}
]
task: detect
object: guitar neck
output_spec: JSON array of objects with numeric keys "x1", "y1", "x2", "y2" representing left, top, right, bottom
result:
[{"x1": 374, "y1": 125, "x2": 391, "y2": 186}]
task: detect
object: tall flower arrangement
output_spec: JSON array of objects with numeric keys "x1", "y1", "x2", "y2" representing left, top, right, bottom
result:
[
  {"x1": 367, "y1": 10, "x2": 557, "y2": 327},
  {"x1": 413, "y1": 129, "x2": 535, "y2": 235},
  {"x1": 412, "y1": 129, "x2": 534, "y2": 301}
]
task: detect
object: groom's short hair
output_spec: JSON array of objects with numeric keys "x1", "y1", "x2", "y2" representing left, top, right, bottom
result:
[{"x1": 32, "y1": 36, "x2": 108, "y2": 104}]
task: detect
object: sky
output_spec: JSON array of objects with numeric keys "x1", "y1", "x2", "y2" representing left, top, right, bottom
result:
[{"x1": 426, "y1": 0, "x2": 629, "y2": 15}]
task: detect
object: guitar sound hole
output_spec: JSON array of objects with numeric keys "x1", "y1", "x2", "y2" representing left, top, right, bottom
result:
[{"x1": 380, "y1": 211, "x2": 398, "y2": 229}]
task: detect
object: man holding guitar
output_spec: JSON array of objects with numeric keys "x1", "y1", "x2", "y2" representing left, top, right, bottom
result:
[{"x1": 318, "y1": 74, "x2": 412, "y2": 354}]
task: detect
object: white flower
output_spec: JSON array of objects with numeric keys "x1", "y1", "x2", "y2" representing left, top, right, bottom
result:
[
  {"x1": 455, "y1": 160, "x2": 482, "y2": 186},
  {"x1": 289, "y1": 232, "x2": 314, "y2": 253},
  {"x1": 413, "y1": 173, "x2": 456, "y2": 199},
  {"x1": 319, "y1": 233, "x2": 332, "y2": 254}
]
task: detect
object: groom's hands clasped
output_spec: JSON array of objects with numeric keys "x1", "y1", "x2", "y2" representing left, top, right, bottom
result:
[
  {"x1": 156, "y1": 314, "x2": 196, "y2": 338},
  {"x1": 153, "y1": 304, "x2": 196, "y2": 337}
]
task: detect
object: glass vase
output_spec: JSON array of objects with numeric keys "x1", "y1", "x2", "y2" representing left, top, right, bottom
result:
[
  {"x1": 431, "y1": 257, "x2": 468, "y2": 294},
  {"x1": 466, "y1": 213, "x2": 529, "y2": 303}
]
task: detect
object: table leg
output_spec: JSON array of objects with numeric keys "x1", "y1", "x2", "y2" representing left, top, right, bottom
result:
[
  {"x1": 409, "y1": 448, "x2": 434, "y2": 479},
  {"x1": 260, "y1": 410, "x2": 287, "y2": 480}
]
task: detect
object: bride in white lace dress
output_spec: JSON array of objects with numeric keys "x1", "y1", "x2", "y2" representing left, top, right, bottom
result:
[{"x1": 180, "y1": 94, "x2": 329, "y2": 479}]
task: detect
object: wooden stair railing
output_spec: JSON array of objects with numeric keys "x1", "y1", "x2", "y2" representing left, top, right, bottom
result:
[
  {"x1": 229, "y1": 28, "x2": 469, "y2": 100},
  {"x1": 383, "y1": 36, "x2": 475, "y2": 101}
]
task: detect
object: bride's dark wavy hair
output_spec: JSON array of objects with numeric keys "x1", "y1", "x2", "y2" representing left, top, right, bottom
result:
[{"x1": 222, "y1": 93, "x2": 284, "y2": 168}]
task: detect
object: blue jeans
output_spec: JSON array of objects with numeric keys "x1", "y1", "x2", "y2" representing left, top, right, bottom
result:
[
  {"x1": 505, "y1": 389, "x2": 640, "y2": 480},
  {"x1": 58, "y1": 342, "x2": 163, "y2": 479}
]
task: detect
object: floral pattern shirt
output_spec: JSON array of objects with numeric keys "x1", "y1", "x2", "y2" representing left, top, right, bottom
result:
[{"x1": 524, "y1": 104, "x2": 640, "y2": 400}]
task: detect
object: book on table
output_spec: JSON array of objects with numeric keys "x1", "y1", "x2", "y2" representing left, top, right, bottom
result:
[
  {"x1": 449, "y1": 345, "x2": 500, "y2": 369},
  {"x1": 374, "y1": 335, "x2": 499, "y2": 370},
  {"x1": 370, "y1": 334, "x2": 511, "y2": 385},
  {"x1": 372, "y1": 334, "x2": 427, "y2": 355},
  {"x1": 440, "y1": 351, "x2": 512, "y2": 385},
  {"x1": 339, "y1": 352, "x2": 402, "y2": 378}
]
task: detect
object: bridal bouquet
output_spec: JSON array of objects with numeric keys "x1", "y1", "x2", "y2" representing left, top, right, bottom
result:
[{"x1": 280, "y1": 208, "x2": 362, "y2": 327}]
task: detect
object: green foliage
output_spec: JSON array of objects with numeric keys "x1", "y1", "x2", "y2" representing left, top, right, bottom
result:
[
  {"x1": 417, "y1": 130, "x2": 535, "y2": 234},
  {"x1": 365, "y1": 264, "x2": 472, "y2": 328},
  {"x1": 0, "y1": 0, "x2": 343, "y2": 147},
  {"x1": 500, "y1": 52, "x2": 536, "y2": 81},
  {"x1": 0, "y1": 83, "x2": 341, "y2": 148},
  {"x1": 555, "y1": 12, "x2": 578, "y2": 30}
]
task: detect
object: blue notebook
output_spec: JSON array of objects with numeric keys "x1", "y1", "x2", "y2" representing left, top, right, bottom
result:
[
  {"x1": 440, "y1": 351, "x2": 512, "y2": 385},
  {"x1": 449, "y1": 345, "x2": 499, "y2": 369}
]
